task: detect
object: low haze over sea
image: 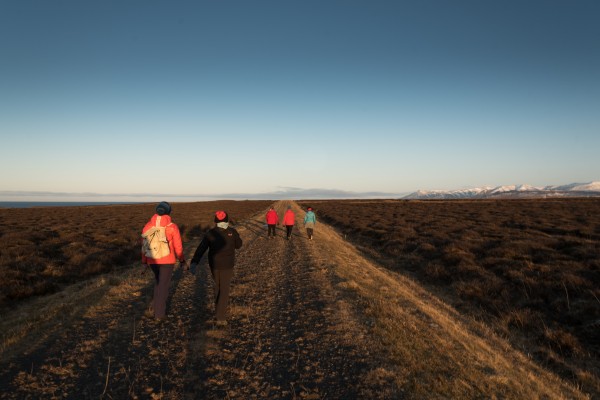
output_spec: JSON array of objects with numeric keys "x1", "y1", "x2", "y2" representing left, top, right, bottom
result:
[{"x1": 0, "y1": 202, "x2": 144, "y2": 209}]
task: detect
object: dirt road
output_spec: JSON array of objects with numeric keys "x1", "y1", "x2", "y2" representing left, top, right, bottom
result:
[
  {"x1": 0, "y1": 201, "x2": 397, "y2": 399},
  {"x1": 184, "y1": 200, "x2": 398, "y2": 399}
]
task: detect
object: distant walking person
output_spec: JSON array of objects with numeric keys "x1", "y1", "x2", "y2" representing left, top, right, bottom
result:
[
  {"x1": 190, "y1": 211, "x2": 242, "y2": 325},
  {"x1": 265, "y1": 206, "x2": 279, "y2": 238},
  {"x1": 304, "y1": 207, "x2": 317, "y2": 240},
  {"x1": 141, "y1": 201, "x2": 186, "y2": 320},
  {"x1": 283, "y1": 205, "x2": 295, "y2": 240}
]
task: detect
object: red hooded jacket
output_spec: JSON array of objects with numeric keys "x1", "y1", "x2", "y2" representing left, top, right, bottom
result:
[
  {"x1": 283, "y1": 209, "x2": 295, "y2": 225},
  {"x1": 266, "y1": 209, "x2": 279, "y2": 225},
  {"x1": 141, "y1": 214, "x2": 185, "y2": 265}
]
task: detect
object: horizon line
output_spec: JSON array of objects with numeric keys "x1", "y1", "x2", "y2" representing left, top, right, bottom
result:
[
  {"x1": 1, "y1": 180, "x2": 597, "y2": 202},
  {"x1": 0, "y1": 188, "x2": 407, "y2": 202}
]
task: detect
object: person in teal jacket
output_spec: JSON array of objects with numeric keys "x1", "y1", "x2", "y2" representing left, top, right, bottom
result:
[{"x1": 303, "y1": 207, "x2": 317, "y2": 240}]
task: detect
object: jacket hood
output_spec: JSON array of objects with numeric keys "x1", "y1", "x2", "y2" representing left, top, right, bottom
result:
[{"x1": 151, "y1": 214, "x2": 172, "y2": 226}]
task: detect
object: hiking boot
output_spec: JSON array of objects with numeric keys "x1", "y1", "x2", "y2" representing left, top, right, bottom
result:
[
  {"x1": 145, "y1": 305, "x2": 154, "y2": 318},
  {"x1": 147, "y1": 315, "x2": 165, "y2": 324}
]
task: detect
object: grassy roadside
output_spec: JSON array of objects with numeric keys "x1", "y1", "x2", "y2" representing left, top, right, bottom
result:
[
  {"x1": 0, "y1": 262, "x2": 152, "y2": 362},
  {"x1": 310, "y1": 216, "x2": 589, "y2": 399},
  {"x1": 301, "y1": 198, "x2": 599, "y2": 397}
]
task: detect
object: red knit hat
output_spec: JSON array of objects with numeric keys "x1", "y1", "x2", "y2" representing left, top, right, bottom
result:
[{"x1": 214, "y1": 210, "x2": 228, "y2": 222}]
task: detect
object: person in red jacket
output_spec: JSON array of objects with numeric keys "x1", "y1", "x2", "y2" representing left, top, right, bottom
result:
[
  {"x1": 283, "y1": 205, "x2": 295, "y2": 240},
  {"x1": 141, "y1": 201, "x2": 186, "y2": 320},
  {"x1": 265, "y1": 206, "x2": 279, "y2": 238}
]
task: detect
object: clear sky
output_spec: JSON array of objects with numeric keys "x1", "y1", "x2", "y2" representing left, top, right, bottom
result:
[{"x1": 1, "y1": 0, "x2": 599, "y2": 201}]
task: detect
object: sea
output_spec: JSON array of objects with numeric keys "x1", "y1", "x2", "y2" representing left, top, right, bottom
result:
[{"x1": 0, "y1": 201, "x2": 144, "y2": 208}]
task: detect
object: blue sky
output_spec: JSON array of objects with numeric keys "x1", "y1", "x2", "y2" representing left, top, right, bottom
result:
[{"x1": 1, "y1": 0, "x2": 599, "y2": 201}]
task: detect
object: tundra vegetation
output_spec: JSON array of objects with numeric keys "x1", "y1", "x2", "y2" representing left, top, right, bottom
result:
[
  {"x1": 299, "y1": 198, "x2": 600, "y2": 395},
  {"x1": 0, "y1": 200, "x2": 272, "y2": 311}
]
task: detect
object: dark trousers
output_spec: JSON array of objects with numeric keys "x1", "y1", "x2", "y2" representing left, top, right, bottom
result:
[
  {"x1": 268, "y1": 224, "x2": 277, "y2": 237},
  {"x1": 285, "y1": 225, "x2": 294, "y2": 238},
  {"x1": 306, "y1": 227, "x2": 314, "y2": 238},
  {"x1": 150, "y1": 264, "x2": 174, "y2": 318},
  {"x1": 211, "y1": 267, "x2": 234, "y2": 321}
]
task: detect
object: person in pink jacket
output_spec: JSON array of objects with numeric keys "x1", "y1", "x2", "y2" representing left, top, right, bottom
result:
[
  {"x1": 283, "y1": 205, "x2": 295, "y2": 240},
  {"x1": 265, "y1": 206, "x2": 279, "y2": 238},
  {"x1": 141, "y1": 201, "x2": 186, "y2": 320}
]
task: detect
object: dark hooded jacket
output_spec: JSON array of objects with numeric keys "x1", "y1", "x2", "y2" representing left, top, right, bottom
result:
[{"x1": 191, "y1": 226, "x2": 242, "y2": 269}]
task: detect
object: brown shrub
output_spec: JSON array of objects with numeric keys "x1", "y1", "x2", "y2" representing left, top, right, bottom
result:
[
  {"x1": 501, "y1": 308, "x2": 539, "y2": 332},
  {"x1": 452, "y1": 279, "x2": 485, "y2": 301},
  {"x1": 441, "y1": 244, "x2": 475, "y2": 267},
  {"x1": 542, "y1": 327, "x2": 584, "y2": 356},
  {"x1": 424, "y1": 262, "x2": 450, "y2": 281}
]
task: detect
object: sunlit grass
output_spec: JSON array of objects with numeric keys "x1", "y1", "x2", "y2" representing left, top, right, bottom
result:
[{"x1": 301, "y1": 198, "x2": 600, "y2": 397}]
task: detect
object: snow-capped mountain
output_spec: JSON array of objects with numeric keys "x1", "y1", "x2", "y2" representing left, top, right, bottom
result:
[
  {"x1": 404, "y1": 182, "x2": 600, "y2": 199},
  {"x1": 490, "y1": 184, "x2": 540, "y2": 194},
  {"x1": 407, "y1": 187, "x2": 493, "y2": 199},
  {"x1": 544, "y1": 182, "x2": 600, "y2": 192}
]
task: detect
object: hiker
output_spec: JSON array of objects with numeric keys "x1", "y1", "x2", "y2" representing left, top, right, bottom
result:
[
  {"x1": 190, "y1": 211, "x2": 242, "y2": 325},
  {"x1": 141, "y1": 201, "x2": 186, "y2": 320},
  {"x1": 265, "y1": 206, "x2": 279, "y2": 238},
  {"x1": 304, "y1": 206, "x2": 317, "y2": 240},
  {"x1": 283, "y1": 205, "x2": 295, "y2": 240}
]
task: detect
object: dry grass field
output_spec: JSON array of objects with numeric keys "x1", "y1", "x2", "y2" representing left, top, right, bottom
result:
[
  {"x1": 299, "y1": 198, "x2": 600, "y2": 396},
  {"x1": 0, "y1": 200, "x2": 272, "y2": 312}
]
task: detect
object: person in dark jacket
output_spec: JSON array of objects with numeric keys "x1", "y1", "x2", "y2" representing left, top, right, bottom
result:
[{"x1": 190, "y1": 210, "x2": 242, "y2": 324}]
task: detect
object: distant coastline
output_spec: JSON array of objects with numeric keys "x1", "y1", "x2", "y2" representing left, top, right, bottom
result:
[{"x1": 0, "y1": 201, "x2": 145, "y2": 209}]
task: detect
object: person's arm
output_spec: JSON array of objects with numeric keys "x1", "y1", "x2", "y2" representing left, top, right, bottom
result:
[
  {"x1": 172, "y1": 224, "x2": 185, "y2": 263},
  {"x1": 141, "y1": 248, "x2": 148, "y2": 265},
  {"x1": 141, "y1": 221, "x2": 151, "y2": 265},
  {"x1": 191, "y1": 235, "x2": 209, "y2": 264},
  {"x1": 234, "y1": 229, "x2": 243, "y2": 249},
  {"x1": 190, "y1": 234, "x2": 210, "y2": 274}
]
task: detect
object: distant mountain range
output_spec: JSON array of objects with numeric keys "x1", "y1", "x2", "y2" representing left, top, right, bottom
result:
[{"x1": 404, "y1": 182, "x2": 600, "y2": 200}]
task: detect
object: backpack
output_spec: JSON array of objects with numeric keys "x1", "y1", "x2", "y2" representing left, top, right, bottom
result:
[{"x1": 141, "y1": 216, "x2": 171, "y2": 259}]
